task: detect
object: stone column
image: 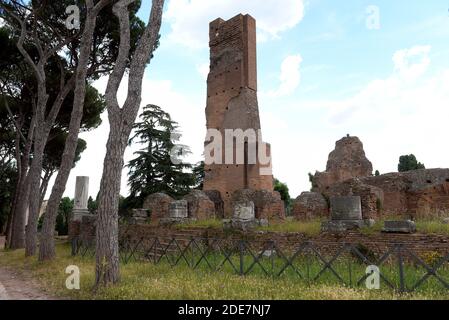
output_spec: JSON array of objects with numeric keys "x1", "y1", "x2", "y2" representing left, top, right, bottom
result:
[{"x1": 72, "y1": 176, "x2": 90, "y2": 221}]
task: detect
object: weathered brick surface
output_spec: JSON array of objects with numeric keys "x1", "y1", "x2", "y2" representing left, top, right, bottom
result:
[
  {"x1": 119, "y1": 224, "x2": 449, "y2": 256},
  {"x1": 183, "y1": 190, "x2": 216, "y2": 220},
  {"x1": 142, "y1": 193, "x2": 174, "y2": 222},
  {"x1": 325, "y1": 179, "x2": 383, "y2": 219},
  {"x1": 80, "y1": 215, "x2": 96, "y2": 243},
  {"x1": 68, "y1": 221, "x2": 80, "y2": 240},
  {"x1": 326, "y1": 170, "x2": 449, "y2": 218},
  {"x1": 231, "y1": 189, "x2": 285, "y2": 220},
  {"x1": 203, "y1": 14, "x2": 274, "y2": 217},
  {"x1": 313, "y1": 136, "x2": 373, "y2": 191},
  {"x1": 292, "y1": 192, "x2": 329, "y2": 220},
  {"x1": 311, "y1": 135, "x2": 449, "y2": 219},
  {"x1": 204, "y1": 190, "x2": 225, "y2": 218}
]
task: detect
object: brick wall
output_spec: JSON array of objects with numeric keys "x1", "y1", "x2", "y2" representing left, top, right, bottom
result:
[
  {"x1": 119, "y1": 224, "x2": 449, "y2": 256},
  {"x1": 203, "y1": 14, "x2": 275, "y2": 217}
]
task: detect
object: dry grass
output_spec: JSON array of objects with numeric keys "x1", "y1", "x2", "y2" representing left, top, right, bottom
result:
[
  {"x1": 177, "y1": 217, "x2": 322, "y2": 236},
  {"x1": 178, "y1": 216, "x2": 449, "y2": 237},
  {"x1": 1, "y1": 243, "x2": 448, "y2": 300}
]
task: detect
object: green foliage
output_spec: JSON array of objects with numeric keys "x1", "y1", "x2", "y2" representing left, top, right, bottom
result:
[
  {"x1": 0, "y1": 163, "x2": 16, "y2": 233},
  {"x1": 375, "y1": 170, "x2": 380, "y2": 176},
  {"x1": 87, "y1": 196, "x2": 97, "y2": 215},
  {"x1": 420, "y1": 251, "x2": 444, "y2": 267},
  {"x1": 126, "y1": 105, "x2": 196, "y2": 207},
  {"x1": 274, "y1": 178, "x2": 292, "y2": 213},
  {"x1": 192, "y1": 161, "x2": 205, "y2": 190},
  {"x1": 376, "y1": 198, "x2": 383, "y2": 213},
  {"x1": 308, "y1": 172, "x2": 318, "y2": 190},
  {"x1": 43, "y1": 133, "x2": 87, "y2": 175},
  {"x1": 398, "y1": 154, "x2": 425, "y2": 172},
  {"x1": 56, "y1": 197, "x2": 73, "y2": 236}
]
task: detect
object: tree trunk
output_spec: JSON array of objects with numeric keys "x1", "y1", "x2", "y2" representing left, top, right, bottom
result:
[
  {"x1": 6, "y1": 178, "x2": 19, "y2": 246},
  {"x1": 25, "y1": 131, "x2": 47, "y2": 257},
  {"x1": 95, "y1": 122, "x2": 124, "y2": 286},
  {"x1": 39, "y1": 3, "x2": 103, "y2": 261},
  {"x1": 94, "y1": 0, "x2": 165, "y2": 288},
  {"x1": 2, "y1": 2, "x2": 75, "y2": 255},
  {"x1": 39, "y1": 170, "x2": 53, "y2": 209},
  {"x1": 8, "y1": 116, "x2": 34, "y2": 249},
  {"x1": 9, "y1": 174, "x2": 30, "y2": 249}
]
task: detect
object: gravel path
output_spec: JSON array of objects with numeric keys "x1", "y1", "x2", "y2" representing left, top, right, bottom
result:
[{"x1": 0, "y1": 265, "x2": 60, "y2": 300}]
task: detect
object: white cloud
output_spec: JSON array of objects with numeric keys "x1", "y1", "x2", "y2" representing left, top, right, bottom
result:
[
  {"x1": 196, "y1": 62, "x2": 210, "y2": 80},
  {"x1": 322, "y1": 45, "x2": 449, "y2": 178},
  {"x1": 51, "y1": 45, "x2": 449, "y2": 201},
  {"x1": 258, "y1": 45, "x2": 449, "y2": 197},
  {"x1": 55, "y1": 73, "x2": 205, "y2": 200},
  {"x1": 0, "y1": 17, "x2": 5, "y2": 27},
  {"x1": 327, "y1": 45, "x2": 435, "y2": 126},
  {"x1": 264, "y1": 54, "x2": 303, "y2": 97},
  {"x1": 165, "y1": 0, "x2": 305, "y2": 49},
  {"x1": 392, "y1": 45, "x2": 431, "y2": 81}
]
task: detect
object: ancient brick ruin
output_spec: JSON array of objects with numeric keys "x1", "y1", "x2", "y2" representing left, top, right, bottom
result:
[
  {"x1": 292, "y1": 192, "x2": 329, "y2": 221},
  {"x1": 142, "y1": 193, "x2": 174, "y2": 222},
  {"x1": 312, "y1": 135, "x2": 373, "y2": 192},
  {"x1": 202, "y1": 14, "x2": 283, "y2": 218},
  {"x1": 294, "y1": 135, "x2": 449, "y2": 220}
]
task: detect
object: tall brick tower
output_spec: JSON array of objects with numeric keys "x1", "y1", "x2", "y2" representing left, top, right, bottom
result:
[{"x1": 203, "y1": 14, "x2": 274, "y2": 217}]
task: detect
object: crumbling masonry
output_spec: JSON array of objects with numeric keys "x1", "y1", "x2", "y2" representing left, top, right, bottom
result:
[{"x1": 203, "y1": 14, "x2": 282, "y2": 218}]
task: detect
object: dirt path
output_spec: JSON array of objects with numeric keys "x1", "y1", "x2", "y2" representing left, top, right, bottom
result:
[{"x1": 0, "y1": 266, "x2": 60, "y2": 300}]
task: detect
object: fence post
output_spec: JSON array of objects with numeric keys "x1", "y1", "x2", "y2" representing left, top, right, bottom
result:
[
  {"x1": 306, "y1": 245, "x2": 311, "y2": 287},
  {"x1": 348, "y1": 244, "x2": 353, "y2": 288},
  {"x1": 154, "y1": 237, "x2": 158, "y2": 264},
  {"x1": 397, "y1": 244, "x2": 406, "y2": 293},
  {"x1": 191, "y1": 237, "x2": 195, "y2": 269},
  {"x1": 239, "y1": 240, "x2": 245, "y2": 276},
  {"x1": 271, "y1": 241, "x2": 275, "y2": 278}
]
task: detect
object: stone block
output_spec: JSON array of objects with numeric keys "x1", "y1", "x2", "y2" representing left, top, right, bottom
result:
[
  {"x1": 259, "y1": 218, "x2": 269, "y2": 227},
  {"x1": 231, "y1": 189, "x2": 285, "y2": 220},
  {"x1": 233, "y1": 201, "x2": 255, "y2": 220},
  {"x1": 223, "y1": 218, "x2": 258, "y2": 231},
  {"x1": 72, "y1": 209, "x2": 90, "y2": 222},
  {"x1": 382, "y1": 220, "x2": 416, "y2": 234},
  {"x1": 330, "y1": 196, "x2": 362, "y2": 220},
  {"x1": 132, "y1": 209, "x2": 149, "y2": 218},
  {"x1": 321, "y1": 220, "x2": 365, "y2": 232},
  {"x1": 169, "y1": 200, "x2": 188, "y2": 219}
]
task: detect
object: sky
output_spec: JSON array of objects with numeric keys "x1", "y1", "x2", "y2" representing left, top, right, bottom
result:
[{"x1": 51, "y1": 0, "x2": 449, "y2": 200}]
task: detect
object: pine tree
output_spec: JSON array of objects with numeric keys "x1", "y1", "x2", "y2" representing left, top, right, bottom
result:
[
  {"x1": 398, "y1": 154, "x2": 425, "y2": 172},
  {"x1": 127, "y1": 104, "x2": 195, "y2": 207},
  {"x1": 192, "y1": 161, "x2": 205, "y2": 190}
]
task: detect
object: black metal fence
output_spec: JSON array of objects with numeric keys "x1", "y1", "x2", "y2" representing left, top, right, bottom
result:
[{"x1": 72, "y1": 236, "x2": 449, "y2": 294}]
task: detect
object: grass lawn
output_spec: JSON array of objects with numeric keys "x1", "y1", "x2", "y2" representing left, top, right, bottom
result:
[
  {"x1": 178, "y1": 217, "x2": 323, "y2": 236},
  {"x1": 1, "y1": 242, "x2": 448, "y2": 300},
  {"x1": 178, "y1": 217, "x2": 449, "y2": 237},
  {"x1": 360, "y1": 218, "x2": 449, "y2": 236}
]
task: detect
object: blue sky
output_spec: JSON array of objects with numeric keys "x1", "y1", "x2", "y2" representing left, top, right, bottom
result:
[{"x1": 57, "y1": 0, "x2": 449, "y2": 199}]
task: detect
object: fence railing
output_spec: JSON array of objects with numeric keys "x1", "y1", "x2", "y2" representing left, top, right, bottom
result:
[{"x1": 71, "y1": 236, "x2": 449, "y2": 294}]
